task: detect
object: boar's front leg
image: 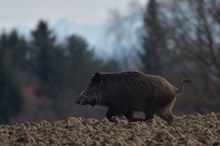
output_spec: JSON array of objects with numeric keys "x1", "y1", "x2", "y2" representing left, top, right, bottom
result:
[
  {"x1": 144, "y1": 101, "x2": 156, "y2": 121},
  {"x1": 107, "y1": 108, "x2": 142, "y2": 122},
  {"x1": 123, "y1": 110, "x2": 144, "y2": 122},
  {"x1": 123, "y1": 109, "x2": 133, "y2": 121},
  {"x1": 106, "y1": 107, "x2": 122, "y2": 122}
]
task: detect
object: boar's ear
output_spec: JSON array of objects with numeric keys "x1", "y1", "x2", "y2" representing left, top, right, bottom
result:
[{"x1": 91, "y1": 72, "x2": 102, "y2": 84}]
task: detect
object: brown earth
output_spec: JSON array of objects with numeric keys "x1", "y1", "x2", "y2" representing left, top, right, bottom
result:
[{"x1": 0, "y1": 113, "x2": 220, "y2": 146}]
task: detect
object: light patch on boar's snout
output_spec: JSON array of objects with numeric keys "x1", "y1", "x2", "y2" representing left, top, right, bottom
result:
[{"x1": 76, "y1": 91, "x2": 84, "y2": 105}]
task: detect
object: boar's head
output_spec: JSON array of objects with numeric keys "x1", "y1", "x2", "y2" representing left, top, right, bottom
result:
[{"x1": 76, "y1": 72, "x2": 104, "y2": 107}]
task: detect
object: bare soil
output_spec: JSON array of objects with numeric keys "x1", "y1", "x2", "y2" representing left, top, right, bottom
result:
[{"x1": 0, "y1": 113, "x2": 220, "y2": 146}]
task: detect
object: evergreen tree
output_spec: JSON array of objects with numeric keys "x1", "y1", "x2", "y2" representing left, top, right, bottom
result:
[
  {"x1": 66, "y1": 35, "x2": 105, "y2": 87},
  {"x1": 141, "y1": 0, "x2": 167, "y2": 75},
  {"x1": 0, "y1": 48, "x2": 23, "y2": 124},
  {"x1": 31, "y1": 20, "x2": 66, "y2": 98},
  {"x1": 31, "y1": 20, "x2": 56, "y2": 82},
  {"x1": 9, "y1": 30, "x2": 28, "y2": 69},
  {"x1": 0, "y1": 30, "x2": 28, "y2": 69}
]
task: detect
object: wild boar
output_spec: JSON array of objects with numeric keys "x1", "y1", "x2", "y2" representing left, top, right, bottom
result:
[{"x1": 76, "y1": 71, "x2": 191, "y2": 124}]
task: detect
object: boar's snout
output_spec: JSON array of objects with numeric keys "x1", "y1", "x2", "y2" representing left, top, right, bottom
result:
[
  {"x1": 76, "y1": 94, "x2": 89, "y2": 105},
  {"x1": 76, "y1": 97, "x2": 81, "y2": 105},
  {"x1": 76, "y1": 90, "x2": 97, "y2": 107},
  {"x1": 76, "y1": 95, "x2": 96, "y2": 107}
]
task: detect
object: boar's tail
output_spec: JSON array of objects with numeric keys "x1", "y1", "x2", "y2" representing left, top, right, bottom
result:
[{"x1": 176, "y1": 79, "x2": 192, "y2": 94}]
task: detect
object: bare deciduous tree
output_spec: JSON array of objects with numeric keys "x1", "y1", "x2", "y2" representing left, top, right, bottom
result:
[{"x1": 160, "y1": 0, "x2": 220, "y2": 111}]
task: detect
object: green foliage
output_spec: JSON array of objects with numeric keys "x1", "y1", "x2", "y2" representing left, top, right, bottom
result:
[{"x1": 0, "y1": 49, "x2": 23, "y2": 124}]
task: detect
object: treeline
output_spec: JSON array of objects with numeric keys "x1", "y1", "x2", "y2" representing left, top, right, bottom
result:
[{"x1": 0, "y1": 21, "x2": 118, "y2": 124}]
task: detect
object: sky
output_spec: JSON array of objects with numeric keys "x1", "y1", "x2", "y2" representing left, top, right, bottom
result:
[{"x1": 0, "y1": 0, "x2": 147, "y2": 46}]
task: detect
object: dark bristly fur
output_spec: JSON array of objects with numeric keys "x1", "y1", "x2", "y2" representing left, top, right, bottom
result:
[{"x1": 76, "y1": 71, "x2": 191, "y2": 124}]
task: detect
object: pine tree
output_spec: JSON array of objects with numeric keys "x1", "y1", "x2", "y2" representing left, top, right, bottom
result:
[
  {"x1": 31, "y1": 20, "x2": 66, "y2": 98},
  {"x1": 66, "y1": 35, "x2": 104, "y2": 87},
  {"x1": 0, "y1": 30, "x2": 28, "y2": 69},
  {"x1": 0, "y1": 48, "x2": 23, "y2": 124},
  {"x1": 141, "y1": 0, "x2": 167, "y2": 75}
]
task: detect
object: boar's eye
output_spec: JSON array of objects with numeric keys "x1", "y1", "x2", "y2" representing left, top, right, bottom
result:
[{"x1": 91, "y1": 72, "x2": 101, "y2": 84}]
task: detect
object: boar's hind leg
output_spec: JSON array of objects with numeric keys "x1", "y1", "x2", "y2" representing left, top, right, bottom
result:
[
  {"x1": 157, "y1": 97, "x2": 176, "y2": 125},
  {"x1": 157, "y1": 112, "x2": 173, "y2": 125}
]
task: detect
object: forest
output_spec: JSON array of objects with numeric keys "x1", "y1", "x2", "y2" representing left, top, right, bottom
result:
[{"x1": 0, "y1": 0, "x2": 219, "y2": 124}]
